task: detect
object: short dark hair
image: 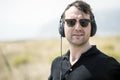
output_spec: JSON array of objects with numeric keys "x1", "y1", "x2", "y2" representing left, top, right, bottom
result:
[{"x1": 61, "y1": 0, "x2": 93, "y2": 20}]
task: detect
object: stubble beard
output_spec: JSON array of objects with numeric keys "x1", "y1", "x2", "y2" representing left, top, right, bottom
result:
[{"x1": 68, "y1": 36, "x2": 89, "y2": 47}]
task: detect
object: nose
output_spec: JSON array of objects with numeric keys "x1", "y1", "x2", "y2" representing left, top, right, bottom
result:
[{"x1": 74, "y1": 21, "x2": 82, "y2": 31}]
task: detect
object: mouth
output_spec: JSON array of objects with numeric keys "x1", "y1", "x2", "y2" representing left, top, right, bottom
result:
[
  {"x1": 72, "y1": 33, "x2": 84, "y2": 39},
  {"x1": 72, "y1": 33, "x2": 84, "y2": 36}
]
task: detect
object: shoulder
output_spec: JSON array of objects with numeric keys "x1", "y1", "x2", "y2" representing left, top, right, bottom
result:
[
  {"x1": 104, "y1": 56, "x2": 120, "y2": 71},
  {"x1": 49, "y1": 56, "x2": 62, "y2": 80},
  {"x1": 89, "y1": 49, "x2": 120, "y2": 79},
  {"x1": 96, "y1": 50, "x2": 119, "y2": 64},
  {"x1": 105, "y1": 57, "x2": 120, "y2": 80},
  {"x1": 96, "y1": 51, "x2": 120, "y2": 78},
  {"x1": 52, "y1": 56, "x2": 61, "y2": 63},
  {"x1": 51, "y1": 56, "x2": 61, "y2": 68},
  {"x1": 51, "y1": 51, "x2": 69, "y2": 67},
  {"x1": 94, "y1": 50, "x2": 120, "y2": 67},
  {"x1": 89, "y1": 47, "x2": 120, "y2": 70}
]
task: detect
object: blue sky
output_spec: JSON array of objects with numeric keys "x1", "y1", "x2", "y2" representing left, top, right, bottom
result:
[{"x1": 0, "y1": 0, "x2": 120, "y2": 41}]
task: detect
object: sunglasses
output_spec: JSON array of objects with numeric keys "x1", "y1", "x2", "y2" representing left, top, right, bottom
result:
[{"x1": 65, "y1": 19, "x2": 91, "y2": 27}]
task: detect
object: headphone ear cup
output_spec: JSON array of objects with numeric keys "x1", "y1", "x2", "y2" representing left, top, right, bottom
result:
[
  {"x1": 59, "y1": 20, "x2": 65, "y2": 37},
  {"x1": 90, "y1": 16, "x2": 97, "y2": 37}
]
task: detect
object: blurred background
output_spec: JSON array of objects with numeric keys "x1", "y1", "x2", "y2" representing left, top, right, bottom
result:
[{"x1": 0, "y1": 0, "x2": 120, "y2": 80}]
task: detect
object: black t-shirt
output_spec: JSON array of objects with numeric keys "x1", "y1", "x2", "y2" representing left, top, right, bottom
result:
[{"x1": 49, "y1": 46, "x2": 120, "y2": 80}]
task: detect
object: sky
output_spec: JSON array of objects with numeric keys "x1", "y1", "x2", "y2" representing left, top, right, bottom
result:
[{"x1": 0, "y1": 0, "x2": 120, "y2": 41}]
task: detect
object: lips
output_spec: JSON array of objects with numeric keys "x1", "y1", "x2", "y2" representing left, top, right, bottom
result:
[{"x1": 72, "y1": 33, "x2": 84, "y2": 36}]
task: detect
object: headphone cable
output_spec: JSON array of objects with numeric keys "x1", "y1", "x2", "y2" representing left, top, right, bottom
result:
[{"x1": 60, "y1": 35, "x2": 63, "y2": 80}]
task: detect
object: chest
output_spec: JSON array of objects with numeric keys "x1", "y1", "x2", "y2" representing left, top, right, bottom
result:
[
  {"x1": 63, "y1": 65, "x2": 93, "y2": 80},
  {"x1": 52, "y1": 59, "x2": 94, "y2": 80}
]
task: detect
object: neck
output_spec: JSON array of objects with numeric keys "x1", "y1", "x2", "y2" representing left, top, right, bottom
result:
[{"x1": 69, "y1": 42, "x2": 92, "y2": 65}]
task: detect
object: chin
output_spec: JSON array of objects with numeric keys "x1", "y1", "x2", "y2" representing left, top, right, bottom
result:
[{"x1": 71, "y1": 39, "x2": 89, "y2": 46}]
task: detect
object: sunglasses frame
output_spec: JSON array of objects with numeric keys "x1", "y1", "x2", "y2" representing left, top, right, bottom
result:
[{"x1": 65, "y1": 19, "x2": 91, "y2": 27}]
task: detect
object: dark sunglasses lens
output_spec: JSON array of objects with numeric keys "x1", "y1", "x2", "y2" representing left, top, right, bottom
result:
[
  {"x1": 65, "y1": 19, "x2": 76, "y2": 27},
  {"x1": 80, "y1": 19, "x2": 90, "y2": 27}
]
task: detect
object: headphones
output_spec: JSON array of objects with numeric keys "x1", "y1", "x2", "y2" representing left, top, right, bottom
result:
[{"x1": 59, "y1": 13, "x2": 97, "y2": 37}]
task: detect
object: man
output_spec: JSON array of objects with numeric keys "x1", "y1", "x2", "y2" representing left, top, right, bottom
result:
[{"x1": 49, "y1": 0, "x2": 120, "y2": 80}]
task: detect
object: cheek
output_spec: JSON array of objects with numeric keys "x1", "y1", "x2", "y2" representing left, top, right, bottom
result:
[
  {"x1": 64, "y1": 26, "x2": 72, "y2": 37},
  {"x1": 87, "y1": 25, "x2": 91, "y2": 35},
  {"x1": 84, "y1": 25, "x2": 91, "y2": 35},
  {"x1": 64, "y1": 26, "x2": 68, "y2": 36}
]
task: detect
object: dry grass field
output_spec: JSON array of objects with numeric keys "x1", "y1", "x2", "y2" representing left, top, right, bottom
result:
[{"x1": 0, "y1": 35, "x2": 120, "y2": 80}]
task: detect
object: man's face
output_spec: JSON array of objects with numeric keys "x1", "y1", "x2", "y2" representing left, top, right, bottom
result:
[{"x1": 64, "y1": 6, "x2": 91, "y2": 46}]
